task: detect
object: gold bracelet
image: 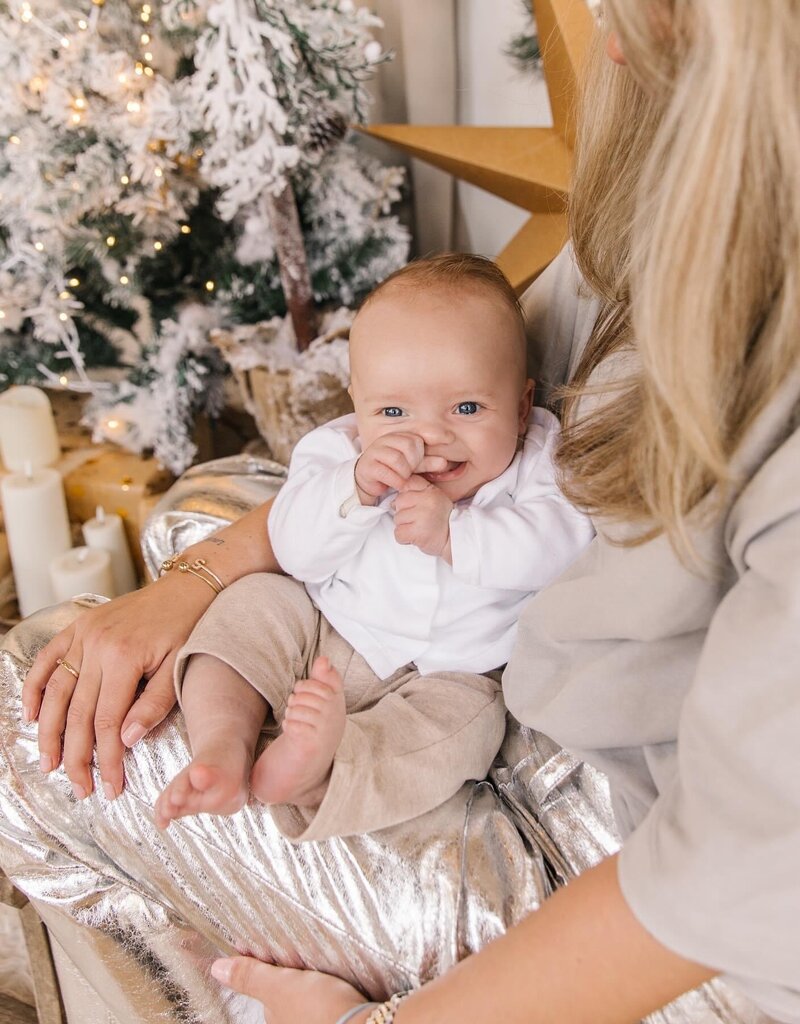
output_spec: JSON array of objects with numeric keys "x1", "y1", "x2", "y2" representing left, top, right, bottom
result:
[{"x1": 159, "y1": 556, "x2": 225, "y2": 595}]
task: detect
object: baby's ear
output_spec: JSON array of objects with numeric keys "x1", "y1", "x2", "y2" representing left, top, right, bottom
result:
[{"x1": 518, "y1": 379, "x2": 534, "y2": 431}]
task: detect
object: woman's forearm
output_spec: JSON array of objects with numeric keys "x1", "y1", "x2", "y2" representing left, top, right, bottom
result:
[
  {"x1": 398, "y1": 855, "x2": 715, "y2": 1024},
  {"x1": 175, "y1": 498, "x2": 283, "y2": 585}
]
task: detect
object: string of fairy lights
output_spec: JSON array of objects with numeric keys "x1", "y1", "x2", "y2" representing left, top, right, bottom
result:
[{"x1": 1, "y1": 0, "x2": 216, "y2": 373}]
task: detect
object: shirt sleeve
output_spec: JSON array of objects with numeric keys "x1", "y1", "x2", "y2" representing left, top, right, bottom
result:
[
  {"x1": 448, "y1": 418, "x2": 595, "y2": 592},
  {"x1": 268, "y1": 423, "x2": 387, "y2": 584},
  {"x1": 617, "y1": 447, "x2": 800, "y2": 1004}
]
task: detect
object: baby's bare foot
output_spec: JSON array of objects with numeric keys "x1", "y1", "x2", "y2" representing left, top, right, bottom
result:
[
  {"x1": 155, "y1": 738, "x2": 250, "y2": 829},
  {"x1": 251, "y1": 656, "x2": 346, "y2": 808}
]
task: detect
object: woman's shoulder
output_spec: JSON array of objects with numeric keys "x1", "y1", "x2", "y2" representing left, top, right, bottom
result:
[{"x1": 519, "y1": 244, "x2": 602, "y2": 406}]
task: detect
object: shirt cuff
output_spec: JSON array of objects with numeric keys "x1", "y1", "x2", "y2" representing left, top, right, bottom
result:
[
  {"x1": 332, "y1": 458, "x2": 387, "y2": 523},
  {"x1": 448, "y1": 507, "x2": 481, "y2": 586}
]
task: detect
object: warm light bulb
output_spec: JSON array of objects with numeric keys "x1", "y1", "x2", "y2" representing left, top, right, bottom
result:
[
  {"x1": 106, "y1": 418, "x2": 120, "y2": 430},
  {"x1": 120, "y1": 174, "x2": 129, "y2": 185},
  {"x1": 59, "y1": 375, "x2": 68, "y2": 385},
  {"x1": 34, "y1": 241, "x2": 44, "y2": 251},
  {"x1": 71, "y1": 112, "x2": 82, "y2": 124},
  {"x1": 20, "y1": 5, "x2": 33, "y2": 23},
  {"x1": 134, "y1": 64, "x2": 144, "y2": 75},
  {"x1": 59, "y1": 312, "x2": 68, "y2": 321},
  {"x1": 144, "y1": 66, "x2": 154, "y2": 77},
  {"x1": 78, "y1": 18, "x2": 87, "y2": 29},
  {"x1": 60, "y1": 36, "x2": 70, "y2": 48},
  {"x1": 205, "y1": 280, "x2": 215, "y2": 292},
  {"x1": 144, "y1": 51, "x2": 153, "y2": 61},
  {"x1": 74, "y1": 97, "x2": 87, "y2": 109},
  {"x1": 180, "y1": 225, "x2": 191, "y2": 234},
  {"x1": 8, "y1": 135, "x2": 21, "y2": 145},
  {"x1": 68, "y1": 277, "x2": 80, "y2": 287},
  {"x1": 153, "y1": 167, "x2": 163, "y2": 178},
  {"x1": 28, "y1": 75, "x2": 46, "y2": 93},
  {"x1": 127, "y1": 100, "x2": 141, "y2": 112},
  {"x1": 119, "y1": 275, "x2": 129, "y2": 284},
  {"x1": 118, "y1": 72, "x2": 127, "y2": 83},
  {"x1": 142, "y1": 4, "x2": 151, "y2": 12},
  {"x1": 106, "y1": 235, "x2": 116, "y2": 246},
  {"x1": 59, "y1": 290, "x2": 69, "y2": 299},
  {"x1": 153, "y1": 240, "x2": 163, "y2": 251},
  {"x1": 140, "y1": 32, "x2": 150, "y2": 43},
  {"x1": 0, "y1": 311, "x2": 6, "y2": 320},
  {"x1": 140, "y1": 11, "x2": 149, "y2": 21}
]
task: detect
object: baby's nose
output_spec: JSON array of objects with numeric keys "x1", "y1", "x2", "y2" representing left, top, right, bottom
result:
[{"x1": 419, "y1": 420, "x2": 454, "y2": 446}]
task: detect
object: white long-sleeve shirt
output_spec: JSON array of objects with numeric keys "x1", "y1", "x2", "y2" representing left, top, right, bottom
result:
[{"x1": 269, "y1": 409, "x2": 594, "y2": 679}]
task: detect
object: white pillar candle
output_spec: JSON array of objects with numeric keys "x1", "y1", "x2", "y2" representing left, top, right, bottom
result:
[
  {"x1": 0, "y1": 463, "x2": 72, "y2": 616},
  {"x1": 0, "y1": 386, "x2": 61, "y2": 471},
  {"x1": 50, "y1": 546, "x2": 114, "y2": 603},
  {"x1": 82, "y1": 505, "x2": 138, "y2": 595}
]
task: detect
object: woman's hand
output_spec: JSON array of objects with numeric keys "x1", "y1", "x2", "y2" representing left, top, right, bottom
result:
[
  {"x1": 22, "y1": 574, "x2": 215, "y2": 801},
  {"x1": 211, "y1": 956, "x2": 369, "y2": 1024}
]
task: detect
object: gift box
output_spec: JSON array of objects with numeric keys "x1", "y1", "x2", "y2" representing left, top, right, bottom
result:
[{"x1": 62, "y1": 448, "x2": 174, "y2": 575}]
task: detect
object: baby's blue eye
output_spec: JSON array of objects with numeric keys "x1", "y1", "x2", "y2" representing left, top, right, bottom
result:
[
  {"x1": 456, "y1": 401, "x2": 480, "y2": 415},
  {"x1": 381, "y1": 407, "x2": 404, "y2": 417}
]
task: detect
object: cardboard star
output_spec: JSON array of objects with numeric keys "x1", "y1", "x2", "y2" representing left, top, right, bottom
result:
[{"x1": 359, "y1": 0, "x2": 594, "y2": 293}]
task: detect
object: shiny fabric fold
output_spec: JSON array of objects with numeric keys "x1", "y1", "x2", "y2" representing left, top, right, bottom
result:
[{"x1": 0, "y1": 455, "x2": 778, "y2": 1024}]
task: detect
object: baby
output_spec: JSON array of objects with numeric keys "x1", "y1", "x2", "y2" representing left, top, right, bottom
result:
[{"x1": 155, "y1": 254, "x2": 594, "y2": 840}]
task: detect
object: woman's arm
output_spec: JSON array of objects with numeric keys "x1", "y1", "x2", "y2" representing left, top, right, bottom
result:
[
  {"x1": 213, "y1": 855, "x2": 715, "y2": 1024},
  {"x1": 22, "y1": 498, "x2": 281, "y2": 802}
]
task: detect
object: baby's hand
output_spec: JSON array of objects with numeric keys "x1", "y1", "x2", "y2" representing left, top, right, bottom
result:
[
  {"x1": 355, "y1": 433, "x2": 447, "y2": 505},
  {"x1": 393, "y1": 475, "x2": 453, "y2": 560}
]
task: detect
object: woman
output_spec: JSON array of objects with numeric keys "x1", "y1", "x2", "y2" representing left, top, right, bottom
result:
[{"x1": 4, "y1": 0, "x2": 799, "y2": 1021}]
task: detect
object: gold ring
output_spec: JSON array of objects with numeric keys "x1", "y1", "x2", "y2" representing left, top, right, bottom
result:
[{"x1": 56, "y1": 657, "x2": 80, "y2": 680}]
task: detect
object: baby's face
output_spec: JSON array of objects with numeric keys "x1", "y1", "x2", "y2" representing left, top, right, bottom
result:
[{"x1": 349, "y1": 284, "x2": 532, "y2": 502}]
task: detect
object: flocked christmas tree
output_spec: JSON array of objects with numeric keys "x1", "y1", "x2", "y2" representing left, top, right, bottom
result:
[{"x1": 0, "y1": 0, "x2": 409, "y2": 471}]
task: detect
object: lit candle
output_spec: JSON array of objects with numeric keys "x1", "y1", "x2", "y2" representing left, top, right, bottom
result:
[
  {"x1": 50, "y1": 546, "x2": 114, "y2": 602},
  {"x1": 0, "y1": 463, "x2": 72, "y2": 616},
  {"x1": 0, "y1": 386, "x2": 61, "y2": 471},
  {"x1": 82, "y1": 505, "x2": 137, "y2": 595}
]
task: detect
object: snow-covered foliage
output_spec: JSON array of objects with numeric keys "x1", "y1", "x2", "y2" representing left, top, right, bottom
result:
[{"x1": 0, "y1": 0, "x2": 409, "y2": 472}]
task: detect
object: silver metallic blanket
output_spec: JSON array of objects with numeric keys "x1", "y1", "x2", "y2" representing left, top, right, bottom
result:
[{"x1": 0, "y1": 456, "x2": 775, "y2": 1024}]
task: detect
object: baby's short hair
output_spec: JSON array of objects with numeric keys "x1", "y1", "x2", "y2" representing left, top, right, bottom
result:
[{"x1": 362, "y1": 252, "x2": 525, "y2": 331}]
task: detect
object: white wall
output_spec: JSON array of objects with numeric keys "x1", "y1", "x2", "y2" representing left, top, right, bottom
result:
[{"x1": 454, "y1": 0, "x2": 551, "y2": 257}]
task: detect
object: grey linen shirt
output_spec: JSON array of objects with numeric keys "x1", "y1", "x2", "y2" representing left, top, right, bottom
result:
[{"x1": 504, "y1": 247, "x2": 800, "y2": 1022}]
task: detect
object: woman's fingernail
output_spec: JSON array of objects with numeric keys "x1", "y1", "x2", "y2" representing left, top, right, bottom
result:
[
  {"x1": 22, "y1": 705, "x2": 33, "y2": 724},
  {"x1": 210, "y1": 959, "x2": 233, "y2": 985},
  {"x1": 121, "y1": 722, "x2": 146, "y2": 747},
  {"x1": 71, "y1": 782, "x2": 87, "y2": 800},
  {"x1": 39, "y1": 754, "x2": 53, "y2": 773},
  {"x1": 103, "y1": 782, "x2": 117, "y2": 801}
]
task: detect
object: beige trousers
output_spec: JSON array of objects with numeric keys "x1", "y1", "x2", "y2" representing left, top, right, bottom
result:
[{"x1": 174, "y1": 573, "x2": 507, "y2": 842}]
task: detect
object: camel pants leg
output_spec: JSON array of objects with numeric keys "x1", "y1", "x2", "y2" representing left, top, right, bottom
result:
[{"x1": 175, "y1": 573, "x2": 507, "y2": 841}]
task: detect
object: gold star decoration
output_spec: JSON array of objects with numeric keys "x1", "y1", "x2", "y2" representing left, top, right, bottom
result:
[{"x1": 359, "y1": 0, "x2": 594, "y2": 294}]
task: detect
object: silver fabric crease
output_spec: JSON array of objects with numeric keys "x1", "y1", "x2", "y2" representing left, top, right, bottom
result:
[{"x1": 0, "y1": 456, "x2": 777, "y2": 1024}]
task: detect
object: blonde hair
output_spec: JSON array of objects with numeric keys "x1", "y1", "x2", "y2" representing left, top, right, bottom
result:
[{"x1": 559, "y1": 0, "x2": 800, "y2": 560}]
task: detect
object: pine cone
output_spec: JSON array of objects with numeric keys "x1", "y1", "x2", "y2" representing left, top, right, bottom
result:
[{"x1": 302, "y1": 107, "x2": 348, "y2": 155}]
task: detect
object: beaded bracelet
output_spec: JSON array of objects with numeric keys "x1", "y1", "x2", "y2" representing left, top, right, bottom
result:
[
  {"x1": 159, "y1": 555, "x2": 225, "y2": 595},
  {"x1": 364, "y1": 992, "x2": 410, "y2": 1023}
]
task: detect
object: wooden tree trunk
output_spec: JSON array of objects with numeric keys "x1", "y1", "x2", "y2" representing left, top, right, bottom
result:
[{"x1": 263, "y1": 181, "x2": 318, "y2": 352}]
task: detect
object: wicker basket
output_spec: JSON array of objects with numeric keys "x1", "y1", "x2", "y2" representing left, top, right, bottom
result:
[{"x1": 211, "y1": 319, "x2": 353, "y2": 467}]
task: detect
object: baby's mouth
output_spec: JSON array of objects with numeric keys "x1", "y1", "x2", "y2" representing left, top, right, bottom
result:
[{"x1": 423, "y1": 460, "x2": 467, "y2": 483}]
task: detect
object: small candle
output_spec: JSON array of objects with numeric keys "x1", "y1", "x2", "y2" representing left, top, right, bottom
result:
[
  {"x1": 50, "y1": 546, "x2": 114, "y2": 602},
  {"x1": 1, "y1": 463, "x2": 72, "y2": 616},
  {"x1": 0, "y1": 386, "x2": 61, "y2": 471},
  {"x1": 82, "y1": 505, "x2": 137, "y2": 595}
]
